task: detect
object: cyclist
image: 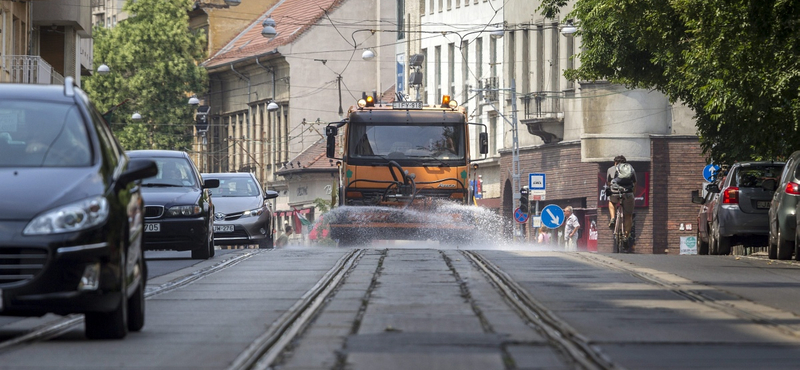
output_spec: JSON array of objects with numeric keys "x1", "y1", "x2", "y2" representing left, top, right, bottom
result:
[{"x1": 606, "y1": 155, "x2": 637, "y2": 242}]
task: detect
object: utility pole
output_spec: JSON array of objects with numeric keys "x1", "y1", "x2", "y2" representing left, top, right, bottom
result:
[{"x1": 473, "y1": 79, "x2": 521, "y2": 241}]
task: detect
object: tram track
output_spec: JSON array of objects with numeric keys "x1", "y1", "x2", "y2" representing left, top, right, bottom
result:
[
  {"x1": 227, "y1": 248, "x2": 364, "y2": 370},
  {"x1": 0, "y1": 250, "x2": 260, "y2": 353},
  {"x1": 461, "y1": 250, "x2": 622, "y2": 370},
  {"x1": 576, "y1": 253, "x2": 800, "y2": 341}
]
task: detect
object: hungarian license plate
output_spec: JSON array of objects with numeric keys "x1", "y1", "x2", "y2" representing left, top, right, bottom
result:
[
  {"x1": 757, "y1": 201, "x2": 770, "y2": 209},
  {"x1": 214, "y1": 225, "x2": 234, "y2": 233},
  {"x1": 392, "y1": 101, "x2": 422, "y2": 110},
  {"x1": 145, "y1": 223, "x2": 160, "y2": 232}
]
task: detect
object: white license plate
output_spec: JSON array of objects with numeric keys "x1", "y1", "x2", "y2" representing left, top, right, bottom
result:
[
  {"x1": 214, "y1": 225, "x2": 234, "y2": 233},
  {"x1": 145, "y1": 223, "x2": 160, "y2": 232},
  {"x1": 392, "y1": 101, "x2": 422, "y2": 109},
  {"x1": 757, "y1": 201, "x2": 770, "y2": 209}
]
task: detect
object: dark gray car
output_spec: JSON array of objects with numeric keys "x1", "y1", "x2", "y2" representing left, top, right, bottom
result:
[
  {"x1": 203, "y1": 172, "x2": 279, "y2": 248},
  {"x1": 767, "y1": 151, "x2": 800, "y2": 260},
  {"x1": 706, "y1": 161, "x2": 784, "y2": 255}
]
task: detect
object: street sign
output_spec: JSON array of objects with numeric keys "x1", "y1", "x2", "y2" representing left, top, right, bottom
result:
[
  {"x1": 703, "y1": 164, "x2": 720, "y2": 182},
  {"x1": 541, "y1": 204, "x2": 564, "y2": 229},
  {"x1": 514, "y1": 207, "x2": 529, "y2": 224},
  {"x1": 529, "y1": 173, "x2": 546, "y2": 191}
]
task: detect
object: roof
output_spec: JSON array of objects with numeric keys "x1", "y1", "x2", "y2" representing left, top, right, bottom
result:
[
  {"x1": 203, "y1": 0, "x2": 344, "y2": 69},
  {"x1": 276, "y1": 137, "x2": 338, "y2": 176}
]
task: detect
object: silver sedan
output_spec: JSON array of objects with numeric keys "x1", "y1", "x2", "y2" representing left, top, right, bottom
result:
[{"x1": 203, "y1": 172, "x2": 279, "y2": 248}]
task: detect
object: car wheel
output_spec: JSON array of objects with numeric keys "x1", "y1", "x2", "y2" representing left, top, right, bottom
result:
[
  {"x1": 697, "y1": 228, "x2": 709, "y2": 255},
  {"x1": 258, "y1": 236, "x2": 274, "y2": 249},
  {"x1": 192, "y1": 236, "x2": 212, "y2": 259},
  {"x1": 85, "y1": 252, "x2": 128, "y2": 339},
  {"x1": 768, "y1": 230, "x2": 778, "y2": 259},
  {"x1": 777, "y1": 227, "x2": 794, "y2": 260},
  {"x1": 795, "y1": 228, "x2": 800, "y2": 262},
  {"x1": 127, "y1": 265, "x2": 145, "y2": 332},
  {"x1": 717, "y1": 235, "x2": 731, "y2": 255}
]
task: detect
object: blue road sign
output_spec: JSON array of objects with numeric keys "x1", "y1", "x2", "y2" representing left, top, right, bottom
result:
[
  {"x1": 514, "y1": 207, "x2": 529, "y2": 224},
  {"x1": 703, "y1": 164, "x2": 720, "y2": 182},
  {"x1": 541, "y1": 204, "x2": 564, "y2": 229},
  {"x1": 529, "y1": 173, "x2": 546, "y2": 191}
]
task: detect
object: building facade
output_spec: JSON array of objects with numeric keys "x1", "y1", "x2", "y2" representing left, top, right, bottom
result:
[{"x1": 1, "y1": 0, "x2": 92, "y2": 86}]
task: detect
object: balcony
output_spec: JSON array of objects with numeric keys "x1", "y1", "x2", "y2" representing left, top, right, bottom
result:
[
  {"x1": 519, "y1": 91, "x2": 564, "y2": 144},
  {"x1": 1, "y1": 56, "x2": 65, "y2": 85}
]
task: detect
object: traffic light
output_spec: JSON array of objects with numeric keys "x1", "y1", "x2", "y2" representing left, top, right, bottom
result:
[
  {"x1": 195, "y1": 105, "x2": 210, "y2": 132},
  {"x1": 519, "y1": 186, "x2": 529, "y2": 214}
]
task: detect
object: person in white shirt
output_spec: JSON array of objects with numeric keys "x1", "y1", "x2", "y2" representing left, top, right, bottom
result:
[{"x1": 564, "y1": 206, "x2": 580, "y2": 252}]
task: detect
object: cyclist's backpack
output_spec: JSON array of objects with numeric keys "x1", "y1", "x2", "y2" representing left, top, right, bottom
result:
[{"x1": 615, "y1": 163, "x2": 635, "y2": 187}]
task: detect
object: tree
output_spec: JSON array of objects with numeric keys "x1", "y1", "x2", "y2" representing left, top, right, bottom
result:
[
  {"x1": 84, "y1": 0, "x2": 208, "y2": 151},
  {"x1": 539, "y1": 0, "x2": 800, "y2": 164}
]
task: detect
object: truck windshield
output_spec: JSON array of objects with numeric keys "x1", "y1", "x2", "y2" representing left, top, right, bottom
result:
[{"x1": 349, "y1": 124, "x2": 465, "y2": 160}]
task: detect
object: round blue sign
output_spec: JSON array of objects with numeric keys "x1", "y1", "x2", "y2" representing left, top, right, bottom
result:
[
  {"x1": 703, "y1": 164, "x2": 720, "y2": 182},
  {"x1": 541, "y1": 204, "x2": 565, "y2": 229},
  {"x1": 514, "y1": 208, "x2": 529, "y2": 224}
]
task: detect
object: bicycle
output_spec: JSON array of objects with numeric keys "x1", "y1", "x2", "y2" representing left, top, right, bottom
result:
[{"x1": 611, "y1": 193, "x2": 635, "y2": 253}]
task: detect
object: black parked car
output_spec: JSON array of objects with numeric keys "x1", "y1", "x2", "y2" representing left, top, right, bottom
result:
[
  {"x1": 127, "y1": 150, "x2": 219, "y2": 259},
  {"x1": 0, "y1": 78, "x2": 157, "y2": 339}
]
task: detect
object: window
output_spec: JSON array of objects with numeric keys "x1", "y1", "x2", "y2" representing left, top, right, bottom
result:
[
  {"x1": 508, "y1": 31, "x2": 515, "y2": 89},
  {"x1": 489, "y1": 114, "x2": 497, "y2": 154},
  {"x1": 475, "y1": 37, "x2": 483, "y2": 80},
  {"x1": 448, "y1": 43, "x2": 455, "y2": 97},
  {"x1": 422, "y1": 49, "x2": 428, "y2": 104},
  {"x1": 461, "y1": 40, "x2": 469, "y2": 104},
  {"x1": 435, "y1": 46, "x2": 441, "y2": 104}
]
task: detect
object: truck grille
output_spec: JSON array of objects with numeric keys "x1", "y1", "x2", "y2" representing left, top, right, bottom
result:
[{"x1": 0, "y1": 247, "x2": 48, "y2": 286}]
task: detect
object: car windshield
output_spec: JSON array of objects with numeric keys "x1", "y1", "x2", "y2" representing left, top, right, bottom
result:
[
  {"x1": 734, "y1": 165, "x2": 783, "y2": 188},
  {"x1": 142, "y1": 158, "x2": 197, "y2": 187},
  {"x1": 0, "y1": 100, "x2": 92, "y2": 167},
  {"x1": 209, "y1": 177, "x2": 260, "y2": 197},
  {"x1": 349, "y1": 123, "x2": 465, "y2": 160}
]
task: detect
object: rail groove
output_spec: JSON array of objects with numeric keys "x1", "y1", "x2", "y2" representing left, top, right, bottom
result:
[
  {"x1": 0, "y1": 250, "x2": 259, "y2": 352},
  {"x1": 462, "y1": 250, "x2": 621, "y2": 370},
  {"x1": 227, "y1": 248, "x2": 364, "y2": 370}
]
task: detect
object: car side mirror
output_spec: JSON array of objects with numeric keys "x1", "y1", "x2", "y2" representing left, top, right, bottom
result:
[
  {"x1": 762, "y1": 178, "x2": 777, "y2": 192},
  {"x1": 705, "y1": 183, "x2": 720, "y2": 193},
  {"x1": 264, "y1": 190, "x2": 279, "y2": 200},
  {"x1": 203, "y1": 178, "x2": 220, "y2": 189},
  {"x1": 479, "y1": 132, "x2": 488, "y2": 154},
  {"x1": 118, "y1": 159, "x2": 158, "y2": 189},
  {"x1": 691, "y1": 190, "x2": 704, "y2": 204}
]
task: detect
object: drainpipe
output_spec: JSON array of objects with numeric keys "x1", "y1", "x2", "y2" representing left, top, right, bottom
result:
[
  {"x1": 255, "y1": 57, "x2": 277, "y2": 182},
  {"x1": 230, "y1": 63, "x2": 251, "y2": 173}
]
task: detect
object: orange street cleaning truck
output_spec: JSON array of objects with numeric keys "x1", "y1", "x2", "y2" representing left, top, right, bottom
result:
[{"x1": 324, "y1": 95, "x2": 498, "y2": 246}]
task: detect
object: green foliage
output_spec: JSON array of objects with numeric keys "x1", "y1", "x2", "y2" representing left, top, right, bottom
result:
[
  {"x1": 84, "y1": 0, "x2": 208, "y2": 151},
  {"x1": 313, "y1": 197, "x2": 332, "y2": 214},
  {"x1": 549, "y1": 0, "x2": 800, "y2": 164}
]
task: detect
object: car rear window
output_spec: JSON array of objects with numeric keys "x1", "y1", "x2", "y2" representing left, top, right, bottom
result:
[
  {"x1": 0, "y1": 101, "x2": 92, "y2": 167},
  {"x1": 734, "y1": 165, "x2": 783, "y2": 188}
]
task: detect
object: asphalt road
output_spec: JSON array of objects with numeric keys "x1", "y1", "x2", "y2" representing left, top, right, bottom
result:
[{"x1": 2, "y1": 243, "x2": 800, "y2": 369}]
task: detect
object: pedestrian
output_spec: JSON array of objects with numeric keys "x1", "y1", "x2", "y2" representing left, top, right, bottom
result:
[
  {"x1": 564, "y1": 206, "x2": 580, "y2": 251},
  {"x1": 276, "y1": 224, "x2": 293, "y2": 247},
  {"x1": 537, "y1": 226, "x2": 551, "y2": 245}
]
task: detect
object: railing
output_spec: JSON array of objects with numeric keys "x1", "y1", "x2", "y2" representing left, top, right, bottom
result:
[
  {"x1": 520, "y1": 91, "x2": 563, "y2": 120},
  {"x1": 1, "y1": 55, "x2": 65, "y2": 85}
]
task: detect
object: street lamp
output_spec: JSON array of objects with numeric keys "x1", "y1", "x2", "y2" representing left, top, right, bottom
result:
[
  {"x1": 261, "y1": 17, "x2": 277, "y2": 39},
  {"x1": 131, "y1": 112, "x2": 142, "y2": 121},
  {"x1": 97, "y1": 64, "x2": 110, "y2": 75},
  {"x1": 361, "y1": 48, "x2": 376, "y2": 61},
  {"x1": 560, "y1": 20, "x2": 577, "y2": 36},
  {"x1": 188, "y1": 95, "x2": 200, "y2": 106}
]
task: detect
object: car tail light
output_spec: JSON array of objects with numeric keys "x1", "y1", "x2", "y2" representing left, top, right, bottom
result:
[
  {"x1": 785, "y1": 182, "x2": 800, "y2": 195},
  {"x1": 722, "y1": 186, "x2": 739, "y2": 204}
]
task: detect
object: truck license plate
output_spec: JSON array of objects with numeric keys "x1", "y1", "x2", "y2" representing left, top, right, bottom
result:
[
  {"x1": 214, "y1": 225, "x2": 234, "y2": 233},
  {"x1": 145, "y1": 223, "x2": 160, "y2": 232},
  {"x1": 757, "y1": 201, "x2": 770, "y2": 209}
]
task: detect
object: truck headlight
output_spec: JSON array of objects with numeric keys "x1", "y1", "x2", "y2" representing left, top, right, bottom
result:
[{"x1": 24, "y1": 196, "x2": 109, "y2": 235}]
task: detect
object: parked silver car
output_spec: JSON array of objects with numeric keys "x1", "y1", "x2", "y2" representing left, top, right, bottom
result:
[
  {"x1": 704, "y1": 161, "x2": 784, "y2": 255},
  {"x1": 767, "y1": 151, "x2": 800, "y2": 260},
  {"x1": 203, "y1": 172, "x2": 279, "y2": 248}
]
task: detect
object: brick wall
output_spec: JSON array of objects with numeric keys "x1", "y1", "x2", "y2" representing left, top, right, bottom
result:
[
  {"x1": 651, "y1": 137, "x2": 708, "y2": 254},
  {"x1": 499, "y1": 137, "x2": 706, "y2": 254}
]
